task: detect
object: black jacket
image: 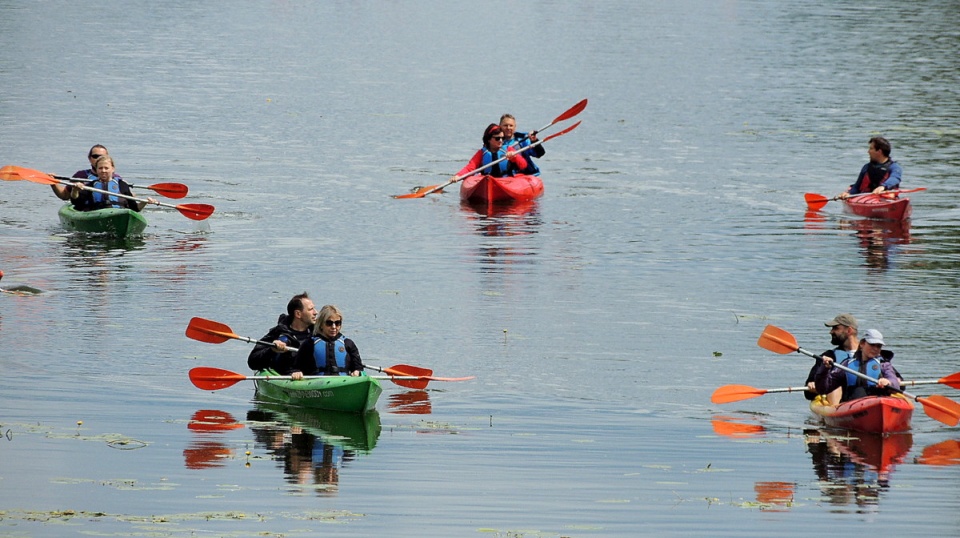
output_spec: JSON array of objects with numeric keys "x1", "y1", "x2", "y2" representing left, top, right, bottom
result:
[{"x1": 247, "y1": 314, "x2": 312, "y2": 372}]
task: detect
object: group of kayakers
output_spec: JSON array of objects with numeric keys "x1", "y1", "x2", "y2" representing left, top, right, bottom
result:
[
  {"x1": 247, "y1": 292, "x2": 365, "y2": 380},
  {"x1": 51, "y1": 144, "x2": 156, "y2": 212},
  {"x1": 803, "y1": 313, "x2": 902, "y2": 405},
  {"x1": 451, "y1": 113, "x2": 545, "y2": 182}
]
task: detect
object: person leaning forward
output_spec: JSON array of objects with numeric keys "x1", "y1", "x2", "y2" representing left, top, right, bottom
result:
[
  {"x1": 804, "y1": 314, "x2": 860, "y2": 400},
  {"x1": 247, "y1": 292, "x2": 317, "y2": 372},
  {"x1": 814, "y1": 329, "x2": 901, "y2": 406}
]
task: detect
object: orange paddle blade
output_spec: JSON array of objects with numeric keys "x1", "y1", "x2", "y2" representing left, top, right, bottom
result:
[
  {"x1": 1, "y1": 166, "x2": 58, "y2": 185},
  {"x1": 917, "y1": 394, "x2": 960, "y2": 427},
  {"x1": 938, "y1": 372, "x2": 960, "y2": 389},
  {"x1": 757, "y1": 325, "x2": 800, "y2": 355},
  {"x1": 144, "y1": 182, "x2": 189, "y2": 199},
  {"x1": 804, "y1": 192, "x2": 830, "y2": 211},
  {"x1": 382, "y1": 363, "x2": 433, "y2": 378},
  {"x1": 711, "y1": 384, "x2": 768, "y2": 404},
  {"x1": 176, "y1": 203, "x2": 215, "y2": 221},
  {"x1": 189, "y1": 367, "x2": 249, "y2": 391},
  {"x1": 185, "y1": 317, "x2": 239, "y2": 344},
  {"x1": 393, "y1": 184, "x2": 445, "y2": 199},
  {"x1": 553, "y1": 98, "x2": 588, "y2": 124}
]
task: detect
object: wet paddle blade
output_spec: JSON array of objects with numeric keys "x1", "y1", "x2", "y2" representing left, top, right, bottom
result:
[
  {"x1": 185, "y1": 317, "x2": 239, "y2": 344},
  {"x1": 381, "y1": 363, "x2": 434, "y2": 378},
  {"x1": 917, "y1": 394, "x2": 960, "y2": 427},
  {"x1": 176, "y1": 203, "x2": 215, "y2": 221},
  {"x1": 757, "y1": 325, "x2": 800, "y2": 355},
  {"x1": 804, "y1": 192, "x2": 830, "y2": 211},
  {"x1": 711, "y1": 384, "x2": 768, "y2": 404},
  {"x1": 189, "y1": 367, "x2": 249, "y2": 391},
  {"x1": 393, "y1": 184, "x2": 445, "y2": 199},
  {"x1": 143, "y1": 182, "x2": 189, "y2": 199}
]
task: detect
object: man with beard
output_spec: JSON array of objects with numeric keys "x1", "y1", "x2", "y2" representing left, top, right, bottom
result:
[{"x1": 804, "y1": 314, "x2": 859, "y2": 400}]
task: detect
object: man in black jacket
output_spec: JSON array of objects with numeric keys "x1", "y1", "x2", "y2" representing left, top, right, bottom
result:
[{"x1": 247, "y1": 292, "x2": 317, "y2": 372}]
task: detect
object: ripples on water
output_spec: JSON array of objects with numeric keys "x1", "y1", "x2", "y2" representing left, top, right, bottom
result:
[{"x1": 2, "y1": 1, "x2": 960, "y2": 535}]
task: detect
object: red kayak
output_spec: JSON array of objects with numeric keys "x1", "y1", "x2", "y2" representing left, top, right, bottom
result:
[
  {"x1": 844, "y1": 194, "x2": 912, "y2": 221},
  {"x1": 459, "y1": 174, "x2": 544, "y2": 204},
  {"x1": 810, "y1": 394, "x2": 914, "y2": 433}
]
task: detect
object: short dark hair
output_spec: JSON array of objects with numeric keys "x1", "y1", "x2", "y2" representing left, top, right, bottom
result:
[
  {"x1": 869, "y1": 136, "x2": 891, "y2": 157},
  {"x1": 287, "y1": 292, "x2": 310, "y2": 317}
]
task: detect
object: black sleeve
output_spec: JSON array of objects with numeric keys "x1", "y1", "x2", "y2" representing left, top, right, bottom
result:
[
  {"x1": 247, "y1": 327, "x2": 281, "y2": 371},
  {"x1": 345, "y1": 338, "x2": 363, "y2": 372},
  {"x1": 292, "y1": 339, "x2": 319, "y2": 375}
]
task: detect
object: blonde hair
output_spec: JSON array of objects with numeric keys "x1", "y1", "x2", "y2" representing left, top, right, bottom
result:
[{"x1": 313, "y1": 304, "x2": 344, "y2": 335}]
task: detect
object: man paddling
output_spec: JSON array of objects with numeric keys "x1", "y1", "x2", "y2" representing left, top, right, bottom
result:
[
  {"x1": 247, "y1": 292, "x2": 317, "y2": 372},
  {"x1": 837, "y1": 136, "x2": 902, "y2": 199},
  {"x1": 804, "y1": 314, "x2": 860, "y2": 400},
  {"x1": 499, "y1": 113, "x2": 545, "y2": 176}
]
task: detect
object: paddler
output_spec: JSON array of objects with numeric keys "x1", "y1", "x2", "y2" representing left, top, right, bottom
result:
[
  {"x1": 69, "y1": 155, "x2": 155, "y2": 212},
  {"x1": 451, "y1": 124, "x2": 530, "y2": 182},
  {"x1": 499, "y1": 113, "x2": 544, "y2": 176},
  {"x1": 804, "y1": 314, "x2": 860, "y2": 400},
  {"x1": 289, "y1": 305, "x2": 365, "y2": 380},
  {"x1": 836, "y1": 136, "x2": 902, "y2": 199},
  {"x1": 52, "y1": 144, "x2": 117, "y2": 201},
  {"x1": 248, "y1": 292, "x2": 317, "y2": 372},
  {"x1": 814, "y1": 329, "x2": 901, "y2": 405}
]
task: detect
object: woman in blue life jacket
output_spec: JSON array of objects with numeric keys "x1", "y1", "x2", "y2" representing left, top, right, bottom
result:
[
  {"x1": 69, "y1": 155, "x2": 155, "y2": 212},
  {"x1": 289, "y1": 305, "x2": 364, "y2": 380},
  {"x1": 52, "y1": 145, "x2": 122, "y2": 200},
  {"x1": 814, "y1": 329, "x2": 901, "y2": 406},
  {"x1": 452, "y1": 123, "x2": 529, "y2": 181}
]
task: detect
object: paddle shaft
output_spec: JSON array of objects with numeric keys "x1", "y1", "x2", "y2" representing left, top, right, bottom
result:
[
  {"x1": 53, "y1": 175, "x2": 187, "y2": 198},
  {"x1": 54, "y1": 178, "x2": 180, "y2": 211},
  {"x1": 510, "y1": 98, "x2": 588, "y2": 146}
]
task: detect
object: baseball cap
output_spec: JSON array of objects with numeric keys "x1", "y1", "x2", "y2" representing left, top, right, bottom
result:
[
  {"x1": 825, "y1": 313, "x2": 858, "y2": 329},
  {"x1": 863, "y1": 329, "x2": 884, "y2": 345}
]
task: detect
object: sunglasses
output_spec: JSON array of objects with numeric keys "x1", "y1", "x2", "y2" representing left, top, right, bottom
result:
[
  {"x1": 491, "y1": 136, "x2": 504, "y2": 141},
  {"x1": 324, "y1": 319, "x2": 342, "y2": 327},
  {"x1": 90, "y1": 154, "x2": 105, "y2": 159}
]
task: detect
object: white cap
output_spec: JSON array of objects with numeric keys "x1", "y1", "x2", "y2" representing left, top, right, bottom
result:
[{"x1": 863, "y1": 329, "x2": 885, "y2": 346}]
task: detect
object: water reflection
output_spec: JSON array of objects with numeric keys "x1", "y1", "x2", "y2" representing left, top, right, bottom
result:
[
  {"x1": 183, "y1": 409, "x2": 244, "y2": 470},
  {"x1": 712, "y1": 416, "x2": 960, "y2": 511},
  {"x1": 460, "y1": 200, "x2": 543, "y2": 275},
  {"x1": 387, "y1": 389, "x2": 432, "y2": 415},
  {"x1": 805, "y1": 429, "x2": 912, "y2": 509},
  {"x1": 246, "y1": 402, "x2": 381, "y2": 496},
  {"x1": 802, "y1": 213, "x2": 914, "y2": 273}
]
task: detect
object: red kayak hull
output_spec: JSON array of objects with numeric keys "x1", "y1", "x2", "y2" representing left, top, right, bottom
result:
[
  {"x1": 810, "y1": 395, "x2": 914, "y2": 434},
  {"x1": 844, "y1": 194, "x2": 912, "y2": 221},
  {"x1": 459, "y1": 174, "x2": 544, "y2": 204}
]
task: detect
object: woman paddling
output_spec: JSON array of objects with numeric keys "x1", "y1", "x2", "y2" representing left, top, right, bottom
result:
[
  {"x1": 451, "y1": 123, "x2": 530, "y2": 182},
  {"x1": 289, "y1": 305, "x2": 365, "y2": 379},
  {"x1": 70, "y1": 155, "x2": 156, "y2": 212}
]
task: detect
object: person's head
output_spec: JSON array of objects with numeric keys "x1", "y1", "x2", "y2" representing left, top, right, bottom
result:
[
  {"x1": 499, "y1": 114, "x2": 517, "y2": 139},
  {"x1": 860, "y1": 329, "x2": 884, "y2": 358},
  {"x1": 87, "y1": 145, "x2": 108, "y2": 166},
  {"x1": 483, "y1": 123, "x2": 504, "y2": 151},
  {"x1": 868, "y1": 136, "x2": 891, "y2": 161},
  {"x1": 825, "y1": 313, "x2": 858, "y2": 347},
  {"x1": 314, "y1": 304, "x2": 344, "y2": 339},
  {"x1": 287, "y1": 292, "x2": 317, "y2": 329},
  {"x1": 94, "y1": 155, "x2": 115, "y2": 181}
]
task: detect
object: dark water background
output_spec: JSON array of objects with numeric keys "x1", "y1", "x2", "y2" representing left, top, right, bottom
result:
[{"x1": 2, "y1": 1, "x2": 959, "y2": 536}]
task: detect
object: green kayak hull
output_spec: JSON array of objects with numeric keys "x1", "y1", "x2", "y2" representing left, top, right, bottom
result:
[
  {"x1": 254, "y1": 369, "x2": 382, "y2": 413},
  {"x1": 58, "y1": 204, "x2": 148, "y2": 236}
]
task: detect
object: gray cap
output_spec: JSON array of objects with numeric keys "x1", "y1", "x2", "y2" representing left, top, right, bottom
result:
[
  {"x1": 863, "y1": 329, "x2": 885, "y2": 345},
  {"x1": 825, "y1": 313, "x2": 858, "y2": 329}
]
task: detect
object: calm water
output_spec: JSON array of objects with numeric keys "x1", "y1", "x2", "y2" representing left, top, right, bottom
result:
[{"x1": 2, "y1": 1, "x2": 960, "y2": 536}]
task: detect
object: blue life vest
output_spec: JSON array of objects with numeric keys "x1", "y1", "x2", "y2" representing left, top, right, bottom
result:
[
  {"x1": 845, "y1": 356, "x2": 882, "y2": 387},
  {"x1": 312, "y1": 335, "x2": 348, "y2": 375},
  {"x1": 480, "y1": 148, "x2": 510, "y2": 177},
  {"x1": 91, "y1": 178, "x2": 123, "y2": 208},
  {"x1": 504, "y1": 134, "x2": 541, "y2": 176}
]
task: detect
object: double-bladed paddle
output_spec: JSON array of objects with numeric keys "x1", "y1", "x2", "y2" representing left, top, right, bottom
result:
[
  {"x1": 56, "y1": 174, "x2": 189, "y2": 199},
  {"x1": 189, "y1": 366, "x2": 437, "y2": 391},
  {"x1": 394, "y1": 121, "x2": 581, "y2": 199},
  {"x1": 712, "y1": 370, "x2": 960, "y2": 405},
  {"x1": 0, "y1": 165, "x2": 213, "y2": 220},
  {"x1": 512, "y1": 98, "x2": 588, "y2": 146},
  {"x1": 804, "y1": 187, "x2": 926, "y2": 211},
  {"x1": 185, "y1": 316, "x2": 474, "y2": 389},
  {"x1": 757, "y1": 324, "x2": 960, "y2": 427}
]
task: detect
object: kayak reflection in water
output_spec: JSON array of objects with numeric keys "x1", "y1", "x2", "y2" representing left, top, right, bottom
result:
[{"x1": 805, "y1": 429, "x2": 912, "y2": 508}]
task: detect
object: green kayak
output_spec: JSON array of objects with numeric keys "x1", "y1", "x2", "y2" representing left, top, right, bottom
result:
[
  {"x1": 57, "y1": 204, "x2": 148, "y2": 237},
  {"x1": 254, "y1": 369, "x2": 382, "y2": 413}
]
